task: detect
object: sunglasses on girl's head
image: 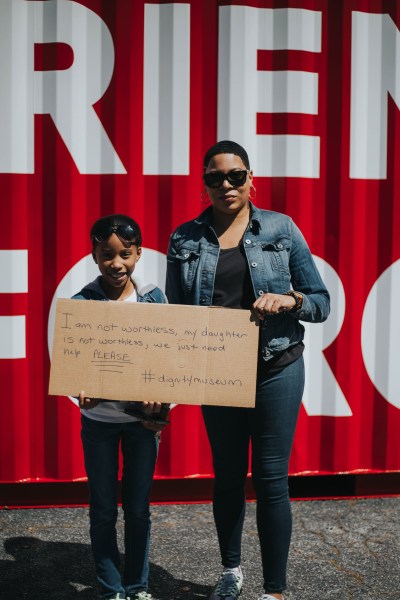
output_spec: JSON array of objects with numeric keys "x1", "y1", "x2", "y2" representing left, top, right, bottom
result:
[
  {"x1": 91, "y1": 225, "x2": 138, "y2": 245},
  {"x1": 203, "y1": 169, "x2": 249, "y2": 189}
]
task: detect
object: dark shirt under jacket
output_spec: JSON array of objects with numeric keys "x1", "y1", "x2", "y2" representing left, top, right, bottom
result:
[
  {"x1": 212, "y1": 245, "x2": 254, "y2": 310},
  {"x1": 212, "y1": 245, "x2": 304, "y2": 375}
]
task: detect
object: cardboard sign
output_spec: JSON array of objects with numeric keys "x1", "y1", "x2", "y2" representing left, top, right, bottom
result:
[{"x1": 49, "y1": 299, "x2": 259, "y2": 407}]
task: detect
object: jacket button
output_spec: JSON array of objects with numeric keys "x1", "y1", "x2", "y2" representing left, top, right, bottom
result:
[
  {"x1": 245, "y1": 239, "x2": 251, "y2": 244},
  {"x1": 277, "y1": 243, "x2": 283, "y2": 249},
  {"x1": 299, "y1": 311, "x2": 305, "y2": 317},
  {"x1": 184, "y1": 253, "x2": 189, "y2": 258},
  {"x1": 251, "y1": 262, "x2": 257, "y2": 267},
  {"x1": 258, "y1": 290, "x2": 264, "y2": 296}
]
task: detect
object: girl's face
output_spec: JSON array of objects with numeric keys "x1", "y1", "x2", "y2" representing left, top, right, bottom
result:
[
  {"x1": 93, "y1": 233, "x2": 141, "y2": 299},
  {"x1": 204, "y1": 153, "x2": 253, "y2": 217}
]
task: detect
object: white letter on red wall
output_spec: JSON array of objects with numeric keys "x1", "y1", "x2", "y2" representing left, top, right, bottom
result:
[
  {"x1": 143, "y1": 4, "x2": 190, "y2": 175},
  {"x1": 362, "y1": 260, "x2": 400, "y2": 409},
  {"x1": 351, "y1": 12, "x2": 400, "y2": 179},
  {"x1": 302, "y1": 257, "x2": 351, "y2": 416},
  {"x1": 0, "y1": 250, "x2": 28, "y2": 359},
  {"x1": 218, "y1": 7, "x2": 321, "y2": 178},
  {"x1": 0, "y1": 0, "x2": 125, "y2": 174}
]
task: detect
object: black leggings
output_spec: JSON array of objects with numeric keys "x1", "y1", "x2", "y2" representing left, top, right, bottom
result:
[{"x1": 202, "y1": 356, "x2": 304, "y2": 594}]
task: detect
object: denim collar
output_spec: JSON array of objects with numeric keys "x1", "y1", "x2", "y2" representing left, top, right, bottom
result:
[
  {"x1": 83, "y1": 276, "x2": 157, "y2": 300},
  {"x1": 194, "y1": 201, "x2": 262, "y2": 229}
]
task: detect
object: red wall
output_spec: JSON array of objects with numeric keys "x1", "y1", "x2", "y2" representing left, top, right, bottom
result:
[{"x1": 1, "y1": 0, "x2": 400, "y2": 485}]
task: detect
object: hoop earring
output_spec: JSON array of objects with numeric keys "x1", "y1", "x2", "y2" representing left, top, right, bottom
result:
[
  {"x1": 249, "y1": 185, "x2": 257, "y2": 201},
  {"x1": 201, "y1": 188, "x2": 210, "y2": 205}
]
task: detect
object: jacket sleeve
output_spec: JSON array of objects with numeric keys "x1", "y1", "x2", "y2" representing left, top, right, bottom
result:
[
  {"x1": 152, "y1": 287, "x2": 168, "y2": 304},
  {"x1": 165, "y1": 231, "x2": 185, "y2": 305},
  {"x1": 71, "y1": 291, "x2": 88, "y2": 300},
  {"x1": 288, "y1": 220, "x2": 330, "y2": 323}
]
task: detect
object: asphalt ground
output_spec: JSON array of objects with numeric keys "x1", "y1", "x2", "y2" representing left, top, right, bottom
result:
[{"x1": 1, "y1": 498, "x2": 399, "y2": 600}]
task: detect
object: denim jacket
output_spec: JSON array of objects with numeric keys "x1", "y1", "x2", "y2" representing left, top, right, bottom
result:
[
  {"x1": 72, "y1": 276, "x2": 166, "y2": 304},
  {"x1": 165, "y1": 203, "x2": 330, "y2": 362}
]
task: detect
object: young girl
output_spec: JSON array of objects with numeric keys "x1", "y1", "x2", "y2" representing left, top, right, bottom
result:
[{"x1": 74, "y1": 214, "x2": 167, "y2": 600}]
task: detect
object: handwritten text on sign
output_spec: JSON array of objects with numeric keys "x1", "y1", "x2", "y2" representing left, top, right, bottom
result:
[{"x1": 49, "y1": 299, "x2": 259, "y2": 407}]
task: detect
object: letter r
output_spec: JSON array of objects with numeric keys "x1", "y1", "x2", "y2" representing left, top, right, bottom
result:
[{"x1": 0, "y1": 0, "x2": 125, "y2": 174}]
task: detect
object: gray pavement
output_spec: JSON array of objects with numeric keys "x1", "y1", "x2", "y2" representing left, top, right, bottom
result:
[{"x1": 1, "y1": 498, "x2": 400, "y2": 599}]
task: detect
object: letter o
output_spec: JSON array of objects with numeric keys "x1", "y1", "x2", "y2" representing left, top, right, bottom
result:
[{"x1": 362, "y1": 259, "x2": 400, "y2": 408}]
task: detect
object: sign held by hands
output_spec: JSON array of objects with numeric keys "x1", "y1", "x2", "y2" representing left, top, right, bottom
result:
[{"x1": 49, "y1": 299, "x2": 259, "y2": 407}]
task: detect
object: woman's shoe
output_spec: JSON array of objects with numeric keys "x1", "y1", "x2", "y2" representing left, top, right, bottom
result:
[{"x1": 209, "y1": 566, "x2": 243, "y2": 599}]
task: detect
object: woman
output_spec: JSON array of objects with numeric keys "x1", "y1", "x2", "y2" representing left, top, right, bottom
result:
[{"x1": 165, "y1": 141, "x2": 330, "y2": 600}]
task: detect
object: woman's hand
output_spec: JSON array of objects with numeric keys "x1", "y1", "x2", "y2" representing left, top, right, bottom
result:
[
  {"x1": 78, "y1": 391, "x2": 100, "y2": 410},
  {"x1": 252, "y1": 293, "x2": 295, "y2": 320}
]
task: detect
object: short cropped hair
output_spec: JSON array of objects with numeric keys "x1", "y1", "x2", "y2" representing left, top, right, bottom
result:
[{"x1": 203, "y1": 140, "x2": 250, "y2": 170}]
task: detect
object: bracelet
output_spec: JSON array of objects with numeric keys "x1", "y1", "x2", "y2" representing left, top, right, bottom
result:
[{"x1": 284, "y1": 290, "x2": 303, "y2": 312}]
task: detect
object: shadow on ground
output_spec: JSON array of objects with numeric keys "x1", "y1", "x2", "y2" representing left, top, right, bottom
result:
[
  {"x1": 2, "y1": 500, "x2": 400, "y2": 599},
  {"x1": 0, "y1": 536, "x2": 210, "y2": 600}
]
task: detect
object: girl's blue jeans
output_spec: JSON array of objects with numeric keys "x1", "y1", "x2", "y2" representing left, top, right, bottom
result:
[
  {"x1": 202, "y1": 356, "x2": 305, "y2": 594},
  {"x1": 81, "y1": 416, "x2": 158, "y2": 598}
]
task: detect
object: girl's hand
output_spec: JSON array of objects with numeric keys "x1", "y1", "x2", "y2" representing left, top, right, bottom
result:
[
  {"x1": 141, "y1": 401, "x2": 162, "y2": 414},
  {"x1": 252, "y1": 293, "x2": 295, "y2": 320},
  {"x1": 78, "y1": 391, "x2": 100, "y2": 410},
  {"x1": 140, "y1": 403, "x2": 170, "y2": 432},
  {"x1": 141, "y1": 420, "x2": 166, "y2": 433}
]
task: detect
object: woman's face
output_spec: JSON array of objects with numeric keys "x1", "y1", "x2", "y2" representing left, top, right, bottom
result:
[{"x1": 204, "y1": 153, "x2": 253, "y2": 216}]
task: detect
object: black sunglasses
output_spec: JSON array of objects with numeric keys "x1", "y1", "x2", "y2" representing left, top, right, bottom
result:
[
  {"x1": 203, "y1": 169, "x2": 249, "y2": 189},
  {"x1": 91, "y1": 225, "x2": 138, "y2": 246}
]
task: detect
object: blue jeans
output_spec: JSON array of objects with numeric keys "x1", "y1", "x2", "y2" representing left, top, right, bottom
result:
[
  {"x1": 202, "y1": 356, "x2": 304, "y2": 594},
  {"x1": 81, "y1": 416, "x2": 159, "y2": 598}
]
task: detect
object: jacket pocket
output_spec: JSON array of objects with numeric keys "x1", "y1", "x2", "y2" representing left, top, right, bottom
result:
[
  {"x1": 174, "y1": 248, "x2": 201, "y2": 292},
  {"x1": 262, "y1": 236, "x2": 290, "y2": 274}
]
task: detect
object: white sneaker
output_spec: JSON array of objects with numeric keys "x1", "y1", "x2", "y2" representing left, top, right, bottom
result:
[
  {"x1": 258, "y1": 595, "x2": 283, "y2": 600},
  {"x1": 128, "y1": 592, "x2": 157, "y2": 600},
  {"x1": 209, "y1": 566, "x2": 243, "y2": 599}
]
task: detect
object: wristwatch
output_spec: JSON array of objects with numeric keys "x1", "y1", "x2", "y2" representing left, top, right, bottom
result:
[{"x1": 285, "y1": 290, "x2": 303, "y2": 312}]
